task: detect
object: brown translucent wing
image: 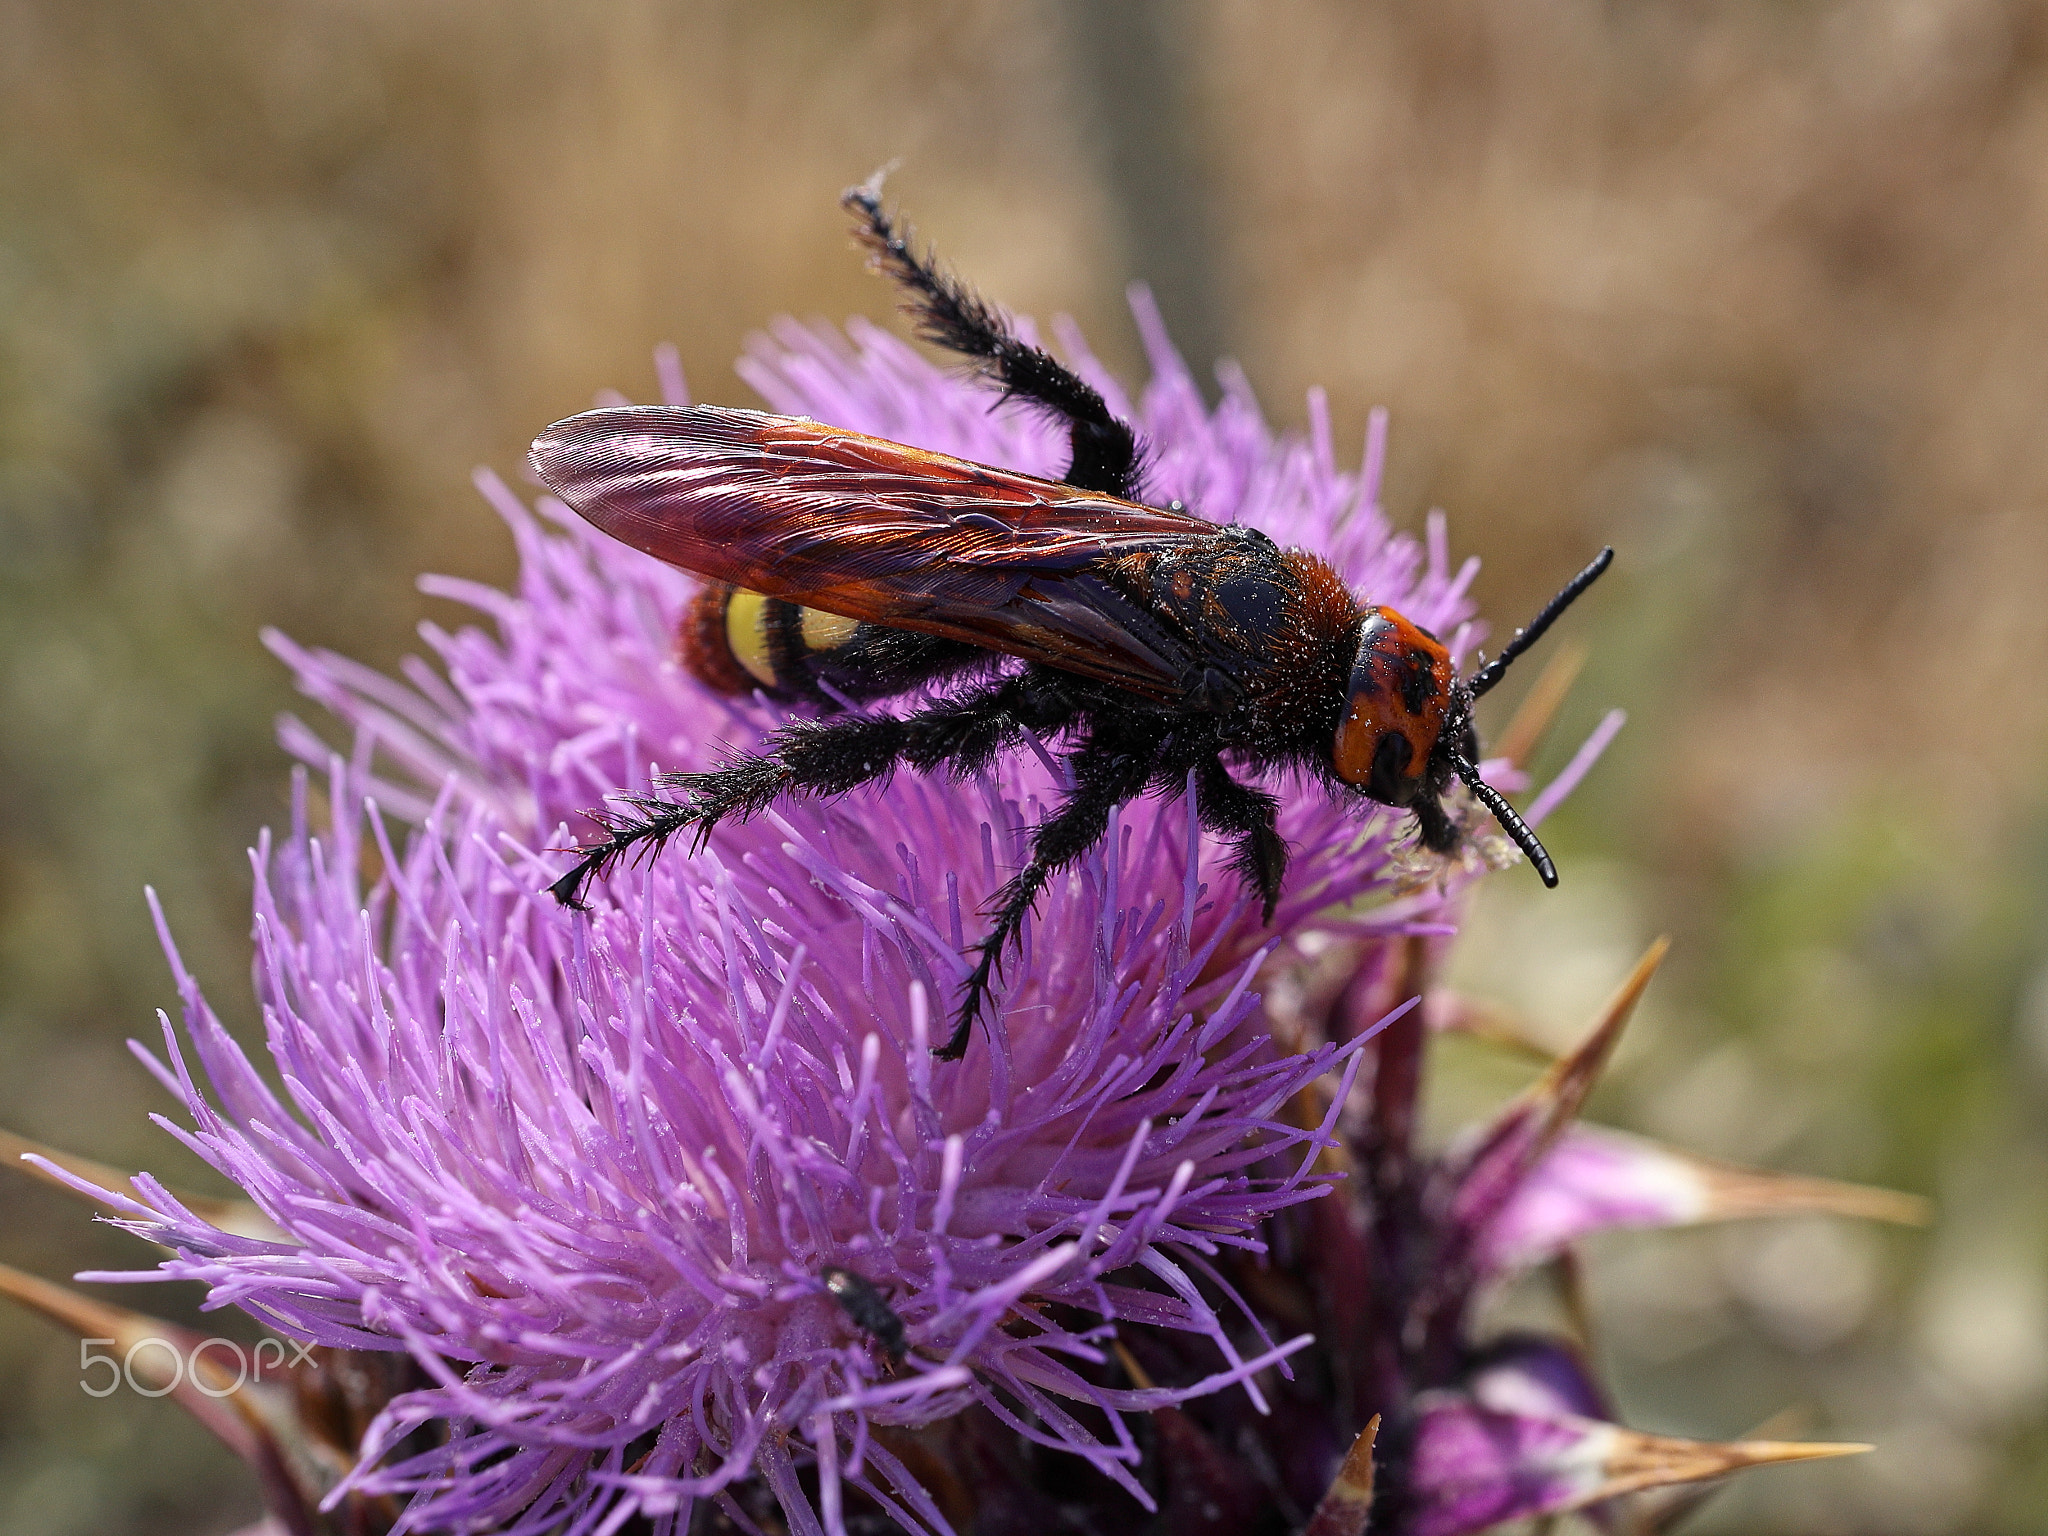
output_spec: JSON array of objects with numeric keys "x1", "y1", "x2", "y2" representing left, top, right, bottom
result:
[{"x1": 529, "y1": 404, "x2": 1222, "y2": 698}]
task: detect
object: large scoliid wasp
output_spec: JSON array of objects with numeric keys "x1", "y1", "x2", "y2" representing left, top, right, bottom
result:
[{"x1": 532, "y1": 178, "x2": 1612, "y2": 1062}]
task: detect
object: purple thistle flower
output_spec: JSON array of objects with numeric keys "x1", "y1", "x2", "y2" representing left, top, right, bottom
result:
[
  {"x1": 57, "y1": 296, "x2": 1628, "y2": 1536},
  {"x1": 103, "y1": 760, "x2": 1352, "y2": 1533},
  {"x1": 0, "y1": 264, "x2": 1917, "y2": 1536}
]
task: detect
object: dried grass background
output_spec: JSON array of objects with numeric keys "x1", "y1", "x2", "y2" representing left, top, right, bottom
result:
[{"x1": 2, "y1": 2, "x2": 2045, "y2": 1532}]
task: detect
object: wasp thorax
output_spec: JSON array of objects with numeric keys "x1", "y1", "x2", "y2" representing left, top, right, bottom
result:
[{"x1": 1331, "y1": 608, "x2": 1455, "y2": 804}]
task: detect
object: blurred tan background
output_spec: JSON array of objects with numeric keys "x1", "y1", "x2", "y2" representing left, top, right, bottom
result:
[{"x1": 2, "y1": 2, "x2": 2045, "y2": 1532}]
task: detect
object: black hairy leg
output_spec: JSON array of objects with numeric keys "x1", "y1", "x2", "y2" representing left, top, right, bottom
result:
[
  {"x1": 549, "y1": 673, "x2": 1078, "y2": 908},
  {"x1": 1193, "y1": 756, "x2": 1287, "y2": 922},
  {"x1": 942, "y1": 729, "x2": 1163, "y2": 1060},
  {"x1": 842, "y1": 176, "x2": 1144, "y2": 500}
]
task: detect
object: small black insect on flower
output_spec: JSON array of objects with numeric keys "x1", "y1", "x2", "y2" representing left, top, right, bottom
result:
[
  {"x1": 531, "y1": 175, "x2": 1612, "y2": 1062},
  {"x1": 820, "y1": 1265, "x2": 908, "y2": 1364}
]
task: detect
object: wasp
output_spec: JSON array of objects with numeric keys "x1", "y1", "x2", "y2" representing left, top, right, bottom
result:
[{"x1": 532, "y1": 181, "x2": 1612, "y2": 1061}]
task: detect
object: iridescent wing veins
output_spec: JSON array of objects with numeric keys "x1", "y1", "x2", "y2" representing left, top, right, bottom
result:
[{"x1": 528, "y1": 404, "x2": 1223, "y2": 696}]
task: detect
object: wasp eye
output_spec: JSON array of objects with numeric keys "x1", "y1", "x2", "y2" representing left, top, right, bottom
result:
[
  {"x1": 1368, "y1": 730, "x2": 1415, "y2": 803},
  {"x1": 1332, "y1": 697, "x2": 1425, "y2": 804}
]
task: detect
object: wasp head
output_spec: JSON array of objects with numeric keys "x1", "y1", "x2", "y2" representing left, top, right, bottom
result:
[
  {"x1": 1330, "y1": 573, "x2": 1599, "y2": 889},
  {"x1": 1331, "y1": 608, "x2": 1468, "y2": 810}
]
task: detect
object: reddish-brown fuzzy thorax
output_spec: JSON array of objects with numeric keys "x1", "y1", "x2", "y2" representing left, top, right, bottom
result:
[
  {"x1": 1281, "y1": 549, "x2": 1364, "y2": 642},
  {"x1": 1332, "y1": 608, "x2": 1455, "y2": 792},
  {"x1": 1264, "y1": 548, "x2": 1370, "y2": 722},
  {"x1": 1105, "y1": 542, "x2": 1364, "y2": 726}
]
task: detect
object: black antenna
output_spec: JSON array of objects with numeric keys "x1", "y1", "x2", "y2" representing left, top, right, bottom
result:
[
  {"x1": 1449, "y1": 754, "x2": 1558, "y2": 887},
  {"x1": 1469, "y1": 547, "x2": 1614, "y2": 700}
]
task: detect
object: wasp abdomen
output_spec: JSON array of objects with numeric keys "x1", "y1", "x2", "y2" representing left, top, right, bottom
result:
[
  {"x1": 680, "y1": 582, "x2": 863, "y2": 698},
  {"x1": 680, "y1": 581, "x2": 758, "y2": 693}
]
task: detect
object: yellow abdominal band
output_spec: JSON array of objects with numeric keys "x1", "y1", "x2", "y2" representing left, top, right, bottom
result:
[{"x1": 725, "y1": 591, "x2": 862, "y2": 689}]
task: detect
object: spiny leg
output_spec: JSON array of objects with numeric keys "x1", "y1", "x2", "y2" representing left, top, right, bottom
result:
[
  {"x1": 1193, "y1": 757, "x2": 1287, "y2": 922},
  {"x1": 841, "y1": 176, "x2": 1144, "y2": 499},
  {"x1": 549, "y1": 674, "x2": 1075, "y2": 906},
  {"x1": 941, "y1": 735, "x2": 1160, "y2": 1060}
]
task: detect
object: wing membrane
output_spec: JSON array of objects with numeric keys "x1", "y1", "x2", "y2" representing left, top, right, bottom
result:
[{"x1": 529, "y1": 405, "x2": 1219, "y2": 697}]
